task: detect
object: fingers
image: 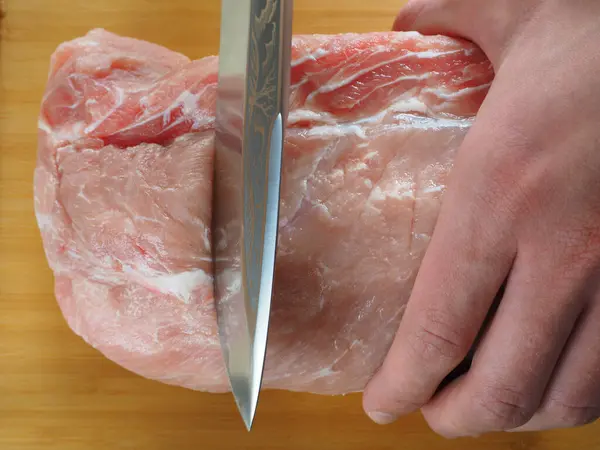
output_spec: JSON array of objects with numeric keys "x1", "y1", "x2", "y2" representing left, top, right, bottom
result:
[
  {"x1": 510, "y1": 288, "x2": 600, "y2": 432},
  {"x1": 362, "y1": 153, "x2": 516, "y2": 423},
  {"x1": 418, "y1": 249, "x2": 586, "y2": 438}
]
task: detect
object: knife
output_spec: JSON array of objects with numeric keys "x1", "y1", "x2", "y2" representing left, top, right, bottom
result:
[{"x1": 212, "y1": 0, "x2": 293, "y2": 431}]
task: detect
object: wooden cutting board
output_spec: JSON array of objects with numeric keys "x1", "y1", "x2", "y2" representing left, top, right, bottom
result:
[{"x1": 1, "y1": 1, "x2": 599, "y2": 448}]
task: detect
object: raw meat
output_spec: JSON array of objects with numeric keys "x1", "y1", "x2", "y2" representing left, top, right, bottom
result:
[{"x1": 34, "y1": 29, "x2": 494, "y2": 394}]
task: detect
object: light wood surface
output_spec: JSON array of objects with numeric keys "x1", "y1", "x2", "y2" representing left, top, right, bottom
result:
[{"x1": 1, "y1": 1, "x2": 599, "y2": 449}]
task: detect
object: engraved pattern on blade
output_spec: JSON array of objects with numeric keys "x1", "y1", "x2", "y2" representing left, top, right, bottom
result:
[{"x1": 243, "y1": 0, "x2": 282, "y2": 318}]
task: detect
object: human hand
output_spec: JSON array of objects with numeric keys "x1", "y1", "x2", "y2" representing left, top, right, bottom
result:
[{"x1": 363, "y1": 0, "x2": 600, "y2": 437}]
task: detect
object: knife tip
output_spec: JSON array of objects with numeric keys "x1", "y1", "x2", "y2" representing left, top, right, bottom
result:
[
  {"x1": 242, "y1": 413, "x2": 254, "y2": 432},
  {"x1": 230, "y1": 378, "x2": 258, "y2": 431},
  {"x1": 239, "y1": 398, "x2": 257, "y2": 431}
]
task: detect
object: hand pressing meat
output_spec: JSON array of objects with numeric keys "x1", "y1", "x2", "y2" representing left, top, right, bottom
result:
[
  {"x1": 34, "y1": 29, "x2": 493, "y2": 395},
  {"x1": 363, "y1": 0, "x2": 600, "y2": 436}
]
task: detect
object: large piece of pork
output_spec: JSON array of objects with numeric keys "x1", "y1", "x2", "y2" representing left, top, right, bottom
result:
[{"x1": 34, "y1": 29, "x2": 494, "y2": 394}]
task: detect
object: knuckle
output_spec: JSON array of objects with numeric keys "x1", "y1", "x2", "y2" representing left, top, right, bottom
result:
[
  {"x1": 408, "y1": 308, "x2": 470, "y2": 363},
  {"x1": 472, "y1": 383, "x2": 535, "y2": 430},
  {"x1": 545, "y1": 397, "x2": 600, "y2": 428}
]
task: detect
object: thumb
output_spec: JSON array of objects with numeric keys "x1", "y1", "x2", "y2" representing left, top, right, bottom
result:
[
  {"x1": 393, "y1": 0, "x2": 519, "y2": 66},
  {"x1": 393, "y1": 0, "x2": 468, "y2": 37}
]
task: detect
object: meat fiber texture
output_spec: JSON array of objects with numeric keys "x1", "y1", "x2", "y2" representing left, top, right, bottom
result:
[{"x1": 34, "y1": 28, "x2": 494, "y2": 395}]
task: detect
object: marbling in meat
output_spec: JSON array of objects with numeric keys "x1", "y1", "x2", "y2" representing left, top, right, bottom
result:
[{"x1": 34, "y1": 29, "x2": 494, "y2": 394}]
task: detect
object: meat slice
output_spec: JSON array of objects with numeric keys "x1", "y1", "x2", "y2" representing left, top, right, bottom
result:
[{"x1": 34, "y1": 28, "x2": 494, "y2": 394}]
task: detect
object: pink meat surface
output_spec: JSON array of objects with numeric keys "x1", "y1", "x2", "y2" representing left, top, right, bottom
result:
[{"x1": 35, "y1": 28, "x2": 494, "y2": 394}]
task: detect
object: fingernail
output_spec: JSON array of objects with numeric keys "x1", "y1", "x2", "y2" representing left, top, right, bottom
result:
[{"x1": 367, "y1": 411, "x2": 397, "y2": 425}]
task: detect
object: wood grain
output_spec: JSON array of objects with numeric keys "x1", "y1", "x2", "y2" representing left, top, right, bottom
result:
[{"x1": 1, "y1": 0, "x2": 599, "y2": 448}]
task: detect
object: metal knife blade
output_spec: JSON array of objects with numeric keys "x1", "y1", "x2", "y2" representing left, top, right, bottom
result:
[{"x1": 212, "y1": 0, "x2": 293, "y2": 431}]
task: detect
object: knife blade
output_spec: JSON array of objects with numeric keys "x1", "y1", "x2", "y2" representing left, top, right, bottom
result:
[{"x1": 212, "y1": 0, "x2": 293, "y2": 431}]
